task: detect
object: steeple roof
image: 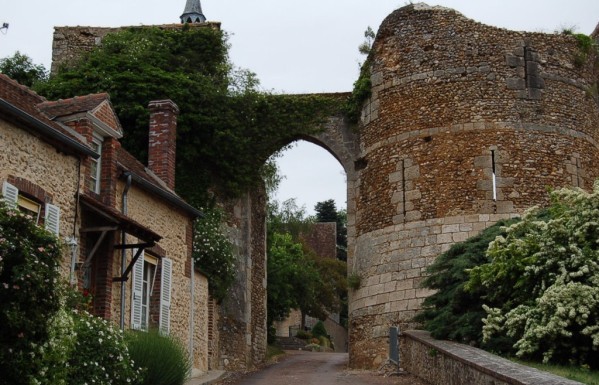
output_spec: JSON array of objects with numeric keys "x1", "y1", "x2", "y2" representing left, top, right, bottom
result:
[{"x1": 180, "y1": 0, "x2": 206, "y2": 23}]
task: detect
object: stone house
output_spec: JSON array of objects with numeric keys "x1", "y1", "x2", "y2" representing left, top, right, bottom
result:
[{"x1": 0, "y1": 74, "x2": 210, "y2": 373}]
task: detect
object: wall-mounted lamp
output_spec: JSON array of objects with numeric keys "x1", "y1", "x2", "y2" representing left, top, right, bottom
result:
[
  {"x1": 66, "y1": 236, "x2": 79, "y2": 286},
  {"x1": 1, "y1": 23, "x2": 9, "y2": 34}
]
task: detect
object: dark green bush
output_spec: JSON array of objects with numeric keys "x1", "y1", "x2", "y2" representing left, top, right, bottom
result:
[
  {"x1": 414, "y1": 219, "x2": 518, "y2": 349},
  {"x1": 127, "y1": 330, "x2": 191, "y2": 385},
  {"x1": 311, "y1": 321, "x2": 328, "y2": 339},
  {"x1": 295, "y1": 330, "x2": 312, "y2": 340}
]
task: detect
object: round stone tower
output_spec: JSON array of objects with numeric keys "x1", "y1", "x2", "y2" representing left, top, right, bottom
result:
[{"x1": 348, "y1": 3, "x2": 599, "y2": 368}]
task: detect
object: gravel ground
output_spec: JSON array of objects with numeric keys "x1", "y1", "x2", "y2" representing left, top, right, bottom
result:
[{"x1": 213, "y1": 351, "x2": 429, "y2": 385}]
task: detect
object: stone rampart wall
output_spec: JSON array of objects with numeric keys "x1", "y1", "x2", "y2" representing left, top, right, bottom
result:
[
  {"x1": 401, "y1": 330, "x2": 583, "y2": 385},
  {"x1": 349, "y1": 4, "x2": 599, "y2": 368},
  {"x1": 51, "y1": 23, "x2": 220, "y2": 74}
]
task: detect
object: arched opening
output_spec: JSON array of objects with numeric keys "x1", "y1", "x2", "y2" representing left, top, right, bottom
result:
[
  {"x1": 273, "y1": 140, "x2": 346, "y2": 215},
  {"x1": 266, "y1": 139, "x2": 350, "y2": 352}
]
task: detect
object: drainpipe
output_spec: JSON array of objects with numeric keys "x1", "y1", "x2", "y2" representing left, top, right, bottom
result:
[
  {"x1": 120, "y1": 172, "x2": 132, "y2": 330},
  {"x1": 189, "y1": 249, "x2": 195, "y2": 370},
  {"x1": 68, "y1": 159, "x2": 83, "y2": 286}
]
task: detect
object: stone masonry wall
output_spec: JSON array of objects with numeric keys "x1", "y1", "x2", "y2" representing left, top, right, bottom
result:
[
  {"x1": 0, "y1": 118, "x2": 81, "y2": 277},
  {"x1": 216, "y1": 187, "x2": 267, "y2": 370},
  {"x1": 114, "y1": 182, "x2": 203, "y2": 369},
  {"x1": 349, "y1": 4, "x2": 599, "y2": 368},
  {"x1": 401, "y1": 330, "x2": 583, "y2": 385}
]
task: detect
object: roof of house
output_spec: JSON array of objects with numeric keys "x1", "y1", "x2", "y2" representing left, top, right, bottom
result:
[
  {"x1": 38, "y1": 93, "x2": 124, "y2": 137},
  {"x1": 0, "y1": 74, "x2": 200, "y2": 219},
  {"x1": 117, "y1": 147, "x2": 202, "y2": 218},
  {"x1": 0, "y1": 74, "x2": 98, "y2": 158}
]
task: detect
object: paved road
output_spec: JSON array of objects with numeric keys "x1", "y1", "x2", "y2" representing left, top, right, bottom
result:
[{"x1": 224, "y1": 351, "x2": 429, "y2": 385}]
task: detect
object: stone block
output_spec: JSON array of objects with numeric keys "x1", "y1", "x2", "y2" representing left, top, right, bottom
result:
[
  {"x1": 506, "y1": 78, "x2": 526, "y2": 90},
  {"x1": 441, "y1": 224, "x2": 460, "y2": 233},
  {"x1": 452, "y1": 232, "x2": 470, "y2": 243},
  {"x1": 437, "y1": 233, "x2": 453, "y2": 244},
  {"x1": 496, "y1": 200, "x2": 515, "y2": 214},
  {"x1": 405, "y1": 210, "x2": 422, "y2": 222},
  {"x1": 459, "y1": 223, "x2": 473, "y2": 232},
  {"x1": 389, "y1": 171, "x2": 403, "y2": 184}
]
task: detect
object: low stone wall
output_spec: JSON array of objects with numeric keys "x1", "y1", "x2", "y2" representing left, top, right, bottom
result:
[{"x1": 401, "y1": 330, "x2": 583, "y2": 385}]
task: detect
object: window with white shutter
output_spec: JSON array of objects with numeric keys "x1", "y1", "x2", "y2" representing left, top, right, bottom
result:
[
  {"x1": 44, "y1": 203, "x2": 60, "y2": 235},
  {"x1": 130, "y1": 250, "x2": 145, "y2": 330},
  {"x1": 2, "y1": 181, "x2": 18, "y2": 209},
  {"x1": 159, "y1": 257, "x2": 173, "y2": 335}
]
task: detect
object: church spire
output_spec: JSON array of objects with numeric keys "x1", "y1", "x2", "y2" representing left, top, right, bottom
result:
[{"x1": 180, "y1": 0, "x2": 206, "y2": 23}]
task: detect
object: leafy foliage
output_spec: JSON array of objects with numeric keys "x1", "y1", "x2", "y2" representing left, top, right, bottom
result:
[
  {"x1": 267, "y1": 232, "x2": 321, "y2": 324},
  {"x1": 36, "y1": 26, "x2": 341, "y2": 206},
  {"x1": 344, "y1": 27, "x2": 375, "y2": 124},
  {"x1": 415, "y1": 219, "x2": 517, "y2": 347},
  {"x1": 267, "y1": 198, "x2": 313, "y2": 244},
  {"x1": 127, "y1": 330, "x2": 191, "y2": 385},
  {"x1": 0, "y1": 51, "x2": 48, "y2": 87},
  {"x1": 0, "y1": 201, "x2": 63, "y2": 385},
  {"x1": 468, "y1": 184, "x2": 599, "y2": 368},
  {"x1": 301, "y1": 245, "x2": 347, "y2": 322},
  {"x1": 192, "y1": 205, "x2": 235, "y2": 303}
]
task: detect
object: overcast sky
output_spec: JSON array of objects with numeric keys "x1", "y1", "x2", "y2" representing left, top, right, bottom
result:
[{"x1": 1, "y1": 0, "x2": 598, "y2": 214}]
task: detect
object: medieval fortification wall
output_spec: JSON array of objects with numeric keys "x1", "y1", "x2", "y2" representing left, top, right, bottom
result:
[
  {"x1": 349, "y1": 3, "x2": 599, "y2": 368},
  {"x1": 50, "y1": 3, "x2": 599, "y2": 370}
]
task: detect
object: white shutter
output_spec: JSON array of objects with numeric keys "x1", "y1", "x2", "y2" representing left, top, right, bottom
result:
[
  {"x1": 130, "y1": 250, "x2": 144, "y2": 330},
  {"x1": 159, "y1": 257, "x2": 173, "y2": 335},
  {"x1": 44, "y1": 203, "x2": 60, "y2": 235},
  {"x1": 2, "y1": 182, "x2": 18, "y2": 209}
]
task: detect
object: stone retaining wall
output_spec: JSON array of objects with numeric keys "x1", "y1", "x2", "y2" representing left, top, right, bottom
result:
[{"x1": 401, "y1": 330, "x2": 583, "y2": 385}]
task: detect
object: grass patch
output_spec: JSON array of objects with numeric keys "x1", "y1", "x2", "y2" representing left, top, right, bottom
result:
[{"x1": 513, "y1": 359, "x2": 599, "y2": 385}]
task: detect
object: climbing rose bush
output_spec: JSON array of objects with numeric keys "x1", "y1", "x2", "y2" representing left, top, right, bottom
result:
[
  {"x1": 0, "y1": 201, "x2": 63, "y2": 384},
  {"x1": 469, "y1": 182, "x2": 599, "y2": 367},
  {"x1": 193, "y1": 205, "x2": 236, "y2": 302}
]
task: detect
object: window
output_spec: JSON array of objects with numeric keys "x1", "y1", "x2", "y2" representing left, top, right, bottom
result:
[
  {"x1": 131, "y1": 251, "x2": 171, "y2": 333},
  {"x1": 141, "y1": 256, "x2": 158, "y2": 331},
  {"x1": 88, "y1": 135, "x2": 102, "y2": 193},
  {"x1": 2, "y1": 181, "x2": 60, "y2": 234}
]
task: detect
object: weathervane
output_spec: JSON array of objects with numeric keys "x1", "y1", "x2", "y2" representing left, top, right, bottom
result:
[{"x1": 1, "y1": 23, "x2": 8, "y2": 34}]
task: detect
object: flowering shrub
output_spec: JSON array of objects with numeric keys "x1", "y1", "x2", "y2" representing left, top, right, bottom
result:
[
  {"x1": 68, "y1": 310, "x2": 141, "y2": 385},
  {"x1": 193, "y1": 206, "x2": 235, "y2": 302},
  {"x1": 470, "y1": 182, "x2": 599, "y2": 367},
  {"x1": 0, "y1": 201, "x2": 63, "y2": 384}
]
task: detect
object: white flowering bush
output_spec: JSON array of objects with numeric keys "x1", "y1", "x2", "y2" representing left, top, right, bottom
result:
[
  {"x1": 193, "y1": 206, "x2": 235, "y2": 302},
  {"x1": 0, "y1": 201, "x2": 63, "y2": 384},
  {"x1": 470, "y1": 182, "x2": 599, "y2": 367},
  {"x1": 68, "y1": 310, "x2": 141, "y2": 385}
]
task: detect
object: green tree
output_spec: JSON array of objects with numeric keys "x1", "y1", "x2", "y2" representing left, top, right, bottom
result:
[
  {"x1": 267, "y1": 198, "x2": 313, "y2": 245},
  {"x1": 0, "y1": 51, "x2": 48, "y2": 87},
  {"x1": 468, "y1": 183, "x2": 599, "y2": 368},
  {"x1": 267, "y1": 233, "x2": 321, "y2": 327}
]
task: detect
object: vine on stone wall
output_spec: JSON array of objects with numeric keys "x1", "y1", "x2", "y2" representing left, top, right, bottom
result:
[{"x1": 37, "y1": 27, "x2": 344, "y2": 207}]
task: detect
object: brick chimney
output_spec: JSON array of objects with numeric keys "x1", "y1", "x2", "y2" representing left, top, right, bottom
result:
[{"x1": 148, "y1": 99, "x2": 179, "y2": 190}]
